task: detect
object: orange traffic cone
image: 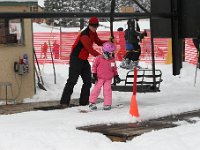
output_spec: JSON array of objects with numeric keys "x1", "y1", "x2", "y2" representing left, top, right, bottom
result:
[
  {"x1": 129, "y1": 67, "x2": 139, "y2": 117},
  {"x1": 129, "y1": 94, "x2": 139, "y2": 117}
]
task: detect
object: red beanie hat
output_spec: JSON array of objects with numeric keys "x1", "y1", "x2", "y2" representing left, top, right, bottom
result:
[{"x1": 89, "y1": 17, "x2": 99, "y2": 25}]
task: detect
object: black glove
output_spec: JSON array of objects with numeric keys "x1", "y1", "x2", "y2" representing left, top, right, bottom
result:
[
  {"x1": 141, "y1": 30, "x2": 147, "y2": 39},
  {"x1": 114, "y1": 75, "x2": 121, "y2": 84},
  {"x1": 91, "y1": 73, "x2": 97, "y2": 84}
]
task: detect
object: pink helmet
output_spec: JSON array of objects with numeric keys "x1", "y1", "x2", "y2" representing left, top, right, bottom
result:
[{"x1": 102, "y1": 42, "x2": 116, "y2": 53}]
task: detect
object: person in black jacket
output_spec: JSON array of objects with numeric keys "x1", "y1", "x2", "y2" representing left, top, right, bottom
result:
[{"x1": 120, "y1": 18, "x2": 147, "y2": 69}]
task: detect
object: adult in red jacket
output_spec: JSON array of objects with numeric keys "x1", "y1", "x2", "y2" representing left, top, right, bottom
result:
[{"x1": 60, "y1": 17, "x2": 107, "y2": 106}]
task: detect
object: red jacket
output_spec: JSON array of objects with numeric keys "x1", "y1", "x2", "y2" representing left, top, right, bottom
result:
[
  {"x1": 42, "y1": 42, "x2": 48, "y2": 53},
  {"x1": 71, "y1": 27, "x2": 107, "y2": 60}
]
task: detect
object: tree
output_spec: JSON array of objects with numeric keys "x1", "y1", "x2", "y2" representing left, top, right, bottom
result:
[{"x1": 43, "y1": 0, "x2": 150, "y2": 27}]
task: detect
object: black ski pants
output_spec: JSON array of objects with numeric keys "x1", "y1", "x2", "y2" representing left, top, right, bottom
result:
[
  {"x1": 60, "y1": 55, "x2": 91, "y2": 106},
  {"x1": 125, "y1": 43, "x2": 141, "y2": 61},
  {"x1": 125, "y1": 50, "x2": 141, "y2": 62}
]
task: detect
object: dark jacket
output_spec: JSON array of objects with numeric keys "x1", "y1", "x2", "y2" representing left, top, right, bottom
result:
[
  {"x1": 125, "y1": 28, "x2": 141, "y2": 44},
  {"x1": 71, "y1": 27, "x2": 106, "y2": 60},
  {"x1": 125, "y1": 20, "x2": 142, "y2": 44}
]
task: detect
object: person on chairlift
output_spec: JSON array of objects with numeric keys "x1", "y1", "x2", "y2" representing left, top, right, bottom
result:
[{"x1": 120, "y1": 18, "x2": 147, "y2": 70}]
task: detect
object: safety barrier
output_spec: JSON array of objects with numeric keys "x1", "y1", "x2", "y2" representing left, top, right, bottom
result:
[
  {"x1": 33, "y1": 31, "x2": 197, "y2": 65},
  {"x1": 185, "y1": 39, "x2": 198, "y2": 65}
]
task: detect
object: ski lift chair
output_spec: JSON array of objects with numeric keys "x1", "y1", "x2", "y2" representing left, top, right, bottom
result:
[{"x1": 112, "y1": 69, "x2": 163, "y2": 93}]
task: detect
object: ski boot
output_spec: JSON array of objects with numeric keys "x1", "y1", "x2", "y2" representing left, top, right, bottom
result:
[
  {"x1": 89, "y1": 103, "x2": 97, "y2": 110},
  {"x1": 120, "y1": 59, "x2": 127, "y2": 69},
  {"x1": 126, "y1": 60, "x2": 134, "y2": 70},
  {"x1": 133, "y1": 61, "x2": 142, "y2": 69},
  {"x1": 103, "y1": 105, "x2": 111, "y2": 110},
  {"x1": 123, "y1": 58, "x2": 134, "y2": 70}
]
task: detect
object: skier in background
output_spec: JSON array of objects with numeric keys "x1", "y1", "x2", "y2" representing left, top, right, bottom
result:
[
  {"x1": 52, "y1": 40, "x2": 60, "y2": 59},
  {"x1": 40, "y1": 42, "x2": 48, "y2": 59}
]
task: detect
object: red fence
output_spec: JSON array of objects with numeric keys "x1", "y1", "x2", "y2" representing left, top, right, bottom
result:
[
  {"x1": 33, "y1": 31, "x2": 198, "y2": 65},
  {"x1": 185, "y1": 38, "x2": 198, "y2": 65},
  {"x1": 34, "y1": 32, "x2": 120, "y2": 64}
]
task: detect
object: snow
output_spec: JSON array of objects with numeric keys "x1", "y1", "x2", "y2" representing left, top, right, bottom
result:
[
  {"x1": 38, "y1": 0, "x2": 43, "y2": 7},
  {"x1": 1, "y1": 21, "x2": 200, "y2": 150},
  {"x1": 33, "y1": 19, "x2": 150, "y2": 33}
]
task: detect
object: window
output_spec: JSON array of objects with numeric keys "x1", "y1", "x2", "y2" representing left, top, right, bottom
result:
[
  {"x1": 0, "y1": 19, "x2": 24, "y2": 45},
  {"x1": 30, "y1": 6, "x2": 38, "y2": 12}
]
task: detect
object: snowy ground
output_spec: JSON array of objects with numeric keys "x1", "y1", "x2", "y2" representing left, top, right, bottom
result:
[
  {"x1": 33, "y1": 19, "x2": 150, "y2": 33},
  {"x1": 0, "y1": 62, "x2": 200, "y2": 150}
]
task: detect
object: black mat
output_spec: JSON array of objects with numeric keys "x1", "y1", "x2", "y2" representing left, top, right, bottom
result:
[
  {"x1": 77, "y1": 109, "x2": 200, "y2": 142},
  {"x1": 34, "y1": 104, "x2": 78, "y2": 111}
]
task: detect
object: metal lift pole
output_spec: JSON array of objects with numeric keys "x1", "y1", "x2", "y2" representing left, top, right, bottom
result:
[{"x1": 131, "y1": 0, "x2": 157, "y2": 90}]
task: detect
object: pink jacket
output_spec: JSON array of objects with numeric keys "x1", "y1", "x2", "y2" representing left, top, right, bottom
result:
[{"x1": 92, "y1": 55, "x2": 118, "y2": 80}]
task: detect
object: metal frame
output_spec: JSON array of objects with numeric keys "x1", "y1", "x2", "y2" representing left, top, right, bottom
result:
[
  {"x1": 0, "y1": 12, "x2": 172, "y2": 19},
  {"x1": 0, "y1": 0, "x2": 174, "y2": 92}
]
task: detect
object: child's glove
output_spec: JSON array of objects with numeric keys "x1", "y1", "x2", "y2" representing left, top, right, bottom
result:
[
  {"x1": 114, "y1": 75, "x2": 121, "y2": 84},
  {"x1": 91, "y1": 73, "x2": 97, "y2": 84}
]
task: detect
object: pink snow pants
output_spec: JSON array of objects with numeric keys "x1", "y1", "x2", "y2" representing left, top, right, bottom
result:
[{"x1": 89, "y1": 78, "x2": 112, "y2": 106}]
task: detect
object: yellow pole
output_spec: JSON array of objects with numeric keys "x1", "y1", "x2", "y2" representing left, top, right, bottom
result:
[{"x1": 165, "y1": 38, "x2": 172, "y2": 64}]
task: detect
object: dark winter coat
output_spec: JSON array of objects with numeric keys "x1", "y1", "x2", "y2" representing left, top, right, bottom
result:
[
  {"x1": 71, "y1": 27, "x2": 106, "y2": 60},
  {"x1": 124, "y1": 29, "x2": 141, "y2": 44},
  {"x1": 124, "y1": 20, "x2": 146, "y2": 51}
]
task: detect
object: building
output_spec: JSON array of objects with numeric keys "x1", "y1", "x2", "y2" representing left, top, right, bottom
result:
[
  {"x1": 120, "y1": 6, "x2": 135, "y2": 13},
  {"x1": 0, "y1": 0, "x2": 38, "y2": 104}
]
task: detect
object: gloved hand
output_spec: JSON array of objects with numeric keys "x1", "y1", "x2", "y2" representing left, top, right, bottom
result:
[
  {"x1": 141, "y1": 30, "x2": 147, "y2": 39},
  {"x1": 114, "y1": 75, "x2": 121, "y2": 84},
  {"x1": 109, "y1": 37, "x2": 115, "y2": 43},
  {"x1": 91, "y1": 73, "x2": 97, "y2": 84},
  {"x1": 143, "y1": 30, "x2": 147, "y2": 36}
]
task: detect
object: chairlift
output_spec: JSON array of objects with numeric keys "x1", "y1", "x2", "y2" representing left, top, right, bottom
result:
[{"x1": 112, "y1": 68, "x2": 163, "y2": 93}]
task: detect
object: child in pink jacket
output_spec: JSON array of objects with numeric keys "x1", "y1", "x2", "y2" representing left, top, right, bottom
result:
[{"x1": 89, "y1": 42, "x2": 121, "y2": 110}]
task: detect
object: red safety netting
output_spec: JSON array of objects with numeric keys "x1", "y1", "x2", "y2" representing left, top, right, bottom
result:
[{"x1": 33, "y1": 31, "x2": 197, "y2": 65}]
